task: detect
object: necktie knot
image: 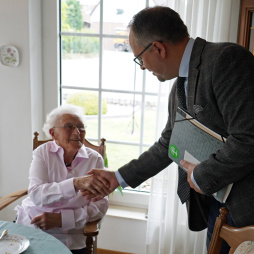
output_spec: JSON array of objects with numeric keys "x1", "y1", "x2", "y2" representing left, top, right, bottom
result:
[{"x1": 177, "y1": 77, "x2": 187, "y2": 110}]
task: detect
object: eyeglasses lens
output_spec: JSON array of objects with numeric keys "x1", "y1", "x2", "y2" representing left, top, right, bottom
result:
[{"x1": 64, "y1": 124, "x2": 85, "y2": 133}]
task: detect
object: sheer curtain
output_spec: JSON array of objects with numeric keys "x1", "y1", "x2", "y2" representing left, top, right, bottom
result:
[{"x1": 146, "y1": 1, "x2": 241, "y2": 253}]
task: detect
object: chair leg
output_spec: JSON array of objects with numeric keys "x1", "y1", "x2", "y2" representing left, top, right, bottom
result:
[
  {"x1": 93, "y1": 237, "x2": 97, "y2": 254},
  {"x1": 86, "y1": 236, "x2": 94, "y2": 254},
  {"x1": 83, "y1": 220, "x2": 100, "y2": 254}
]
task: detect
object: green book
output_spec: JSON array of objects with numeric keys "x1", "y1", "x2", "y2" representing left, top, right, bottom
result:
[{"x1": 168, "y1": 107, "x2": 233, "y2": 203}]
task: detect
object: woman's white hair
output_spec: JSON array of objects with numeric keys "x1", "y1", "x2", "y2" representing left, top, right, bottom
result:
[{"x1": 43, "y1": 104, "x2": 86, "y2": 138}]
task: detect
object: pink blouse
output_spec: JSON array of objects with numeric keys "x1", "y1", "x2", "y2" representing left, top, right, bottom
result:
[{"x1": 15, "y1": 141, "x2": 108, "y2": 250}]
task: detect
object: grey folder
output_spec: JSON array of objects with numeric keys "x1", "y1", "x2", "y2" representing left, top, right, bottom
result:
[{"x1": 168, "y1": 107, "x2": 232, "y2": 203}]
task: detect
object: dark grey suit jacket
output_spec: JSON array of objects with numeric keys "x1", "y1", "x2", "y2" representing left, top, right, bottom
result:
[{"x1": 118, "y1": 37, "x2": 254, "y2": 230}]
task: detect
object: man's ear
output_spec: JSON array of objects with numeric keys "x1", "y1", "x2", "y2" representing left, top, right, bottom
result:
[
  {"x1": 49, "y1": 128, "x2": 55, "y2": 139},
  {"x1": 152, "y1": 41, "x2": 166, "y2": 59}
]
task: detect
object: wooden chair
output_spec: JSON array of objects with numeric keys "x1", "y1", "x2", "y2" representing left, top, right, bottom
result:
[
  {"x1": 0, "y1": 189, "x2": 28, "y2": 211},
  {"x1": 207, "y1": 207, "x2": 254, "y2": 254},
  {"x1": 0, "y1": 131, "x2": 106, "y2": 254},
  {"x1": 33, "y1": 131, "x2": 106, "y2": 157}
]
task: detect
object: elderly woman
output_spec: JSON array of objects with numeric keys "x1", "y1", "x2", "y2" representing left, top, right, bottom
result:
[{"x1": 15, "y1": 104, "x2": 109, "y2": 254}]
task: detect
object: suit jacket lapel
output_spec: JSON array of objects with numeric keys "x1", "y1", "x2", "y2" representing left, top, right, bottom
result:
[{"x1": 187, "y1": 37, "x2": 206, "y2": 117}]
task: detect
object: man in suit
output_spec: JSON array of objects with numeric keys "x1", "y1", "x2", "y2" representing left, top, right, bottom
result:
[{"x1": 82, "y1": 6, "x2": 254, "y2": 252}]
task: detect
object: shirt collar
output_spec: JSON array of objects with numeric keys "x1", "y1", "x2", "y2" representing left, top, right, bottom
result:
[{"x1": 179, "y1": 37, "x2": 194, "y2": 78}]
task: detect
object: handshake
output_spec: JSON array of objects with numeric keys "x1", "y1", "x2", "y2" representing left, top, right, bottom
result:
[{"x1": 73, "y1": 168, "x2": 120, "y2": 201}]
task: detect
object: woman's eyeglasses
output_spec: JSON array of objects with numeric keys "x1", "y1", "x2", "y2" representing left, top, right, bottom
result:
[{"x1": 53, "y1": 123, "x2": 86, "y2": 133}]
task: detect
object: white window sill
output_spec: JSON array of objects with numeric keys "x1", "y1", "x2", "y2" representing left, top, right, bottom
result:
[
  {"x1": 108, "y1": 189, "x2": 149, "y2": 210},
  {"x1": 106, "y1": 204, "x2": 148, "y2": 221}
]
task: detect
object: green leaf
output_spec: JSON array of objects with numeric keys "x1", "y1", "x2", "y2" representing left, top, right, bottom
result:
[{"x1": 116, "y1": 186, "x2": 123, "y2": 196}]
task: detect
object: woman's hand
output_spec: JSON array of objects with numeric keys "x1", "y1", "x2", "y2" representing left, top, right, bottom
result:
[{"x1": 31, "y1": 212, "x2": 62, "y2": 230}]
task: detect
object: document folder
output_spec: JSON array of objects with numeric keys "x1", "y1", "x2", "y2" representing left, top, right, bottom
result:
[{"x1": 168, "y1": 107, "x2": 233, "y2": 203}]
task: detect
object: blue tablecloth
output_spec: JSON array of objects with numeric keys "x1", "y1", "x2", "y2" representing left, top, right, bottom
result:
[{"x1": 0, "y1": 220, "x2": 72, "y2": 254}]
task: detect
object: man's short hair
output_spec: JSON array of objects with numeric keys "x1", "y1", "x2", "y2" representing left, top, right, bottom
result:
[{"x1": 128, "y1": 6, "x2": 189, "y2": 47}]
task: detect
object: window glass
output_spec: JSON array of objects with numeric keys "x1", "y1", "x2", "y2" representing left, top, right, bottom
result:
[
  {"x1": 143, "y1": 95, "x2": 158, "y2": 144},
  {"x1": 106, "y1": 143, "x2": 139, "y2": 170},
  {"x1": 102, "y1": 0, "x2": 147, "y2": 35},
  {"x1": 106, "y1": 143, "x2": 150, "y2": 192},
  {"x1": 62, "y1": 0, "x2": 100, "y2": 33},
  {"x1": 101, "y1": 92, "x2": 142, "y2": 142},
  {"x1": 61, "y1": 35, "x2": 100, "y2": 88},
  {"x1": 101, "y1": 38, "x2": 136, "y2": 91}
]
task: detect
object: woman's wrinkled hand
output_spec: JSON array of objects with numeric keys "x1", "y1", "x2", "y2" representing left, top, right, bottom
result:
[{"x1": 31, "y1": 212, "x2": 62, "y2": 230}]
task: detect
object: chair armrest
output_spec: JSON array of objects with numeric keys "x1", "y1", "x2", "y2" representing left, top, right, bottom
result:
[
  {"x1": 83, "y1": 219, "x2": 101, "y2": 237},
  {"x1": 0, "y1": 189, "x2": 28, "y2": 211}
]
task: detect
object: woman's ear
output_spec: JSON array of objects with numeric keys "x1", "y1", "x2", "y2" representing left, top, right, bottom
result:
[{"x1": 49, "y1": 128, "x2": 55, "y2": 139}]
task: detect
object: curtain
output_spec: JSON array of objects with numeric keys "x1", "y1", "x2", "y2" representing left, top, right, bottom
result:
[{"x1": 146, "y1": 1, "x2": 241, "y2": 253}]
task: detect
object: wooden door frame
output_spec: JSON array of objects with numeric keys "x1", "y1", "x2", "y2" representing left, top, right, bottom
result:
[{"x1": 238, "y1": 0, "x2": 254, "y2": 48}]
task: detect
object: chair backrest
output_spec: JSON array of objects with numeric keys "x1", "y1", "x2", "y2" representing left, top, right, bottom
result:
[
  {"x1": 33, "y1": 131, "x2": 106, "y2": 158},
  {"x1": 207, "y1": 207, "x2": 254, "y2": 254}
]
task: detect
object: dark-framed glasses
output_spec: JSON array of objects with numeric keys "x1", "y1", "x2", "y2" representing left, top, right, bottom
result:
[
  {"x1": 53, "y1": 123, "x2": 86, "y2": 133},
  {"x1": 133, "y1": 43, "x2": 153, "y2": 66}
]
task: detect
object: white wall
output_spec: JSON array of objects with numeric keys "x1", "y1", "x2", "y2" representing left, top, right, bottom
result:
[
  {"x1": 0, "y1": 0, "x2": 58, "y2": 218},
  {"x1": 0, "y1": 0, "x2": 34, "y2": 220},
  {"x1": 99, "y1": 214, "x2": 147, "y2": 254}
]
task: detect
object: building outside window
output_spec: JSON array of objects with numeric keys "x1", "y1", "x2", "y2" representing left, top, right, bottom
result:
[{"x1": 60, "y1": 0, "x2": 160, "y2": 193}]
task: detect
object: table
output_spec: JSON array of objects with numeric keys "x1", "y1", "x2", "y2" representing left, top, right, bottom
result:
[{"x1": 0, "y1": 220, "x2": 72, "y2": 254}]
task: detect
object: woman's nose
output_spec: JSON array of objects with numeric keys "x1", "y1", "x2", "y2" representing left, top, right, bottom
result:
[
  {"x1": 141, "y1": 65, "x2": 146, "y2": 70},
  {"x1": 72, "y1": 126, "x2": 80, "y2": 134}
]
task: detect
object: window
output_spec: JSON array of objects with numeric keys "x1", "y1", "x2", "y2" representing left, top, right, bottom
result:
[{"x1": 59, "y1": 0, "x2": 159, "y2": 194}]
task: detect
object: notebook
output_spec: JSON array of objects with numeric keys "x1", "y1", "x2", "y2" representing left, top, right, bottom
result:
[{"x1": 168, "y1": 107, "x2": 233, "y2": 203}]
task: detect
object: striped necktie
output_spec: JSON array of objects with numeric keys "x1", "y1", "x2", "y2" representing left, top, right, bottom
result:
[
  {"x1": 177, "y1": 77, "x2": 187, "y2": 110},
  {"x1": 176, "y1": 77, "x2": 190, "y2": 203}
]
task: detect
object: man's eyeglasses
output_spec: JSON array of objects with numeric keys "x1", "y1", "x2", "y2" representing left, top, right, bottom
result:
[
  {"x1": 133, "y1": 43, "x2": 153, "y2": 66},
  {"x1": 53, "y1": 123, "x2": 86, "y2": 133}
]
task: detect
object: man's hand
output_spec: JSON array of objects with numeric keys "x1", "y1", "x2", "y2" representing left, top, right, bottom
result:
[
  {"x1": 180, "y1": 160, "x2": 203, "y2": 194},
  {"x1": 81, "y1": 169, "x2": 120, "y2": 201},
  {"x1": 31, "y1": 212, "x2": 61, "y2": 230}
]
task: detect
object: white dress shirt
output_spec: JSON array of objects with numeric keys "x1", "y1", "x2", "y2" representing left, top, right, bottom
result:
[{"x1": 15, "y1": 141, "x2": 109, "y2": 250}]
